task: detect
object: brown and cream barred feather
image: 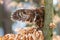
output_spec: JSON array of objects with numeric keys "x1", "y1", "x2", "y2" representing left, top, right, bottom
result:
[
  {"x1": 11, "y1": 7, "x2": 45, "y2": 28},
  {"x1": 2, "y1": 27, "x2": 44, "y2": 40}
]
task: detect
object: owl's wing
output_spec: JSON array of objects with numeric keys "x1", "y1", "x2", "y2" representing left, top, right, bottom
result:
[
  {"x1": 11, "y1": 9, "x2": 35, "y2": 22},
  {"x1": 11, "y1": 7, "x2": 44, "y2": 28}
]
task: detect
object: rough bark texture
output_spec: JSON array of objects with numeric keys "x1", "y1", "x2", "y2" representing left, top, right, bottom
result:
[{"x1": 42, "y1": 0, "x2": 54, "y2": 40}]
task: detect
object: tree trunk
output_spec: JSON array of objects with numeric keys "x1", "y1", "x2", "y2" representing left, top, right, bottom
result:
[
  {"x1": 42, "y1": 0, "x2": 54, "y2": 40},
  {"x1": 0, "y1": 4, "x2": 3, "y2": 27},
  {"x1": 1, "y1": 0, "x2": 12, "y2": 34}
]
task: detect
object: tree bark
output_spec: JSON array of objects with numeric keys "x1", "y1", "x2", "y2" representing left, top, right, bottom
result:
[{"x1": 42, "y1": 0, "x2": 54, "y2": 40}]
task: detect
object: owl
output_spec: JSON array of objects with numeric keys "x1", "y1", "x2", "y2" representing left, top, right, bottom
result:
[{"x1": 11, "y1": 7, "x2": 45, "y2": 28}]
